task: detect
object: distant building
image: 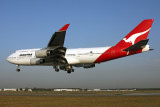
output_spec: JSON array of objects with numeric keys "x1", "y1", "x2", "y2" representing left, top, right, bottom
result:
[
  {"x1": 3, "y1": 88, "x2": 17, "y2": 91},
  {"x1": 28, "y1": 89, "x2": 32, "y2": 92},
  {"x1": 54, "y1": 89, "x2": 79, "y2": 91},
  {"x1": 93, "y1": 89, "x2": 101, "y2": 91},
  {"x1": 87, "y1": 89, "x2": 101, "y2": 91},
  {"x1": 2, "y1": 88, "x2": 32, "y2": 92},
  {"x1": 22, "y1": 88, "x2": 32, "y2": 92}
]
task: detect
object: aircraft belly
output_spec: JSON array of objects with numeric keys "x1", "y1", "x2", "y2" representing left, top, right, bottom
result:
[
  {"x1": 77, "y1": 54, "x2": 101, "y2": 63},
  {"x1": 66, "y1": 57, "x2": 80, "y2": 65},
  {"x1": 66, "y1": 54, "x2": 101, "y2": 64}
]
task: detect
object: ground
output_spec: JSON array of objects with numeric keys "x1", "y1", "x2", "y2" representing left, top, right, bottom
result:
[{"x1": 0, "y1": 91, "x2": 160, "y2": 107}]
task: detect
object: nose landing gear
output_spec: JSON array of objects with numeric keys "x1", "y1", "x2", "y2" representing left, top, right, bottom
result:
[{"x1": 16, "y1": 65, "x2": 20, "y2": 72}]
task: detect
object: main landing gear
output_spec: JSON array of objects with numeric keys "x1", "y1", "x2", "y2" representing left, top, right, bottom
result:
[
  {"x1": 53, "y1": 65, "x2": 74, "y2": 74},
  {"x1": 67, "y1": 69, "x2": 74, "y2": 74},
  {"x1": 53, "y1": 66, "x2": 59, "y2": 72},
  {"x1": 66, "y1": 65, "x2": 74, "y2": 74},
  {"x1": 16, "y1": 65, "x2": 20, "y2": 72}
]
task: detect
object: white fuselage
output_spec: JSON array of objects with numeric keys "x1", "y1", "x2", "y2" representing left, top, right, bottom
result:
[{"x1": 7, "y1": 47, "x2": 110, "y2": 66}]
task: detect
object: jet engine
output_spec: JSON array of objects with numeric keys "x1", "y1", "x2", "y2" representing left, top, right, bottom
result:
[
  {"x1": 35, "y1": 47, "x2": 66, "y2": 58},
  {"x1": 35, "y1": 50, "x2": 51, "y2": 58},
  {"x1": 30, "y1": 58, "x2": 45, "y2": 65}
]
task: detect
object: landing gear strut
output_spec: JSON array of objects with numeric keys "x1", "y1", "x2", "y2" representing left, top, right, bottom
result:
[
  {"x1": 53, "y1": 66, "x2": 59, "y2": 72},
  {"x1": 67, "y1": 69, "x2": 74, "y2": 74},
  {"x1": 16, "y1": 65, "x2": 20, "y2": 72},
  {"x1": 66, "y1": 65, "x2": 74, "y2": 74},
  {"x1": 53, "y1": 65, "x2": 74, "y2": 74}
]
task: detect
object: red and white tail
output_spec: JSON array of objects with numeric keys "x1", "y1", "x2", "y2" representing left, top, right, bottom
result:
[{"x1": 115, "y1": 19, "x2": 154, "y2": 48}]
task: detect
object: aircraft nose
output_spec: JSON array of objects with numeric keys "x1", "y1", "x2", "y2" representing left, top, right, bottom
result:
[
  {"x1": 6, "y1": 56, "x2": 11, "y2": 62},
  {"x1": 6, "y1": 55, "x2": 14, "y2": 63},
  {"x1": 6, "y1": 53, "x2": 17, "y2": 64}
]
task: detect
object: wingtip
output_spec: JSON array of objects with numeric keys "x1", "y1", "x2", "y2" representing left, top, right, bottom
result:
[{"x1": 58, "y1": 24, "x2": 70, "y2": 31}]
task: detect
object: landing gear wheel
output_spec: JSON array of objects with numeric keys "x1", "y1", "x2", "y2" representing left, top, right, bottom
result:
[
  {"x1": 16, "y1": 69, "x2": 20, "y2": 72},
  {"x1": 53, "y1": 66, "x2": 59, "y2": 72},
  {"x1": 16, "y1": 65, "x2": 20, "y2": 72},
  {"x1": 67, "y1": 70, "x2": 71, "y2": 74},
  {"x1": 55, "y1": 69, "x2": 59, "y2": 72},
  {"x1": 71, "y1": 69, "x2": 74, "y2": 72}
]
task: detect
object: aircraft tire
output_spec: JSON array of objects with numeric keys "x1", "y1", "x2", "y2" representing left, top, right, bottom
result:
[{"x1": 16, "y1": 69, "x2": 20, "y2": 72}]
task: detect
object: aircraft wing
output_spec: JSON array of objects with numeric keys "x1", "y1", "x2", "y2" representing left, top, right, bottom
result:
[
  {"x1": 47, "y1": 24, "x2": 70, "y2": 47},
  {"x1": 40, "y1": 24, "x2": 70, "y2": 65},
  {"x1": 123, "y1": 39, "x2": 149, "y2": 51}
]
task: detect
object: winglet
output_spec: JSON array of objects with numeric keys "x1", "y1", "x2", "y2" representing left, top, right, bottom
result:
[{"x1": 58, "y1": 24, "x2": 70, "y2": 31}]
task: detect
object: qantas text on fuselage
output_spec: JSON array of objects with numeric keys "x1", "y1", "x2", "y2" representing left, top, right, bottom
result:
[{"x1": 7, "y1": 19, "x2": 154, "y2": 73}]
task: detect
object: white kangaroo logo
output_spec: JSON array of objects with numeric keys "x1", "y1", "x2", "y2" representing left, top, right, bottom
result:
[{"x1": 123, "y1": 28, "x2": 150, "y2": 45}]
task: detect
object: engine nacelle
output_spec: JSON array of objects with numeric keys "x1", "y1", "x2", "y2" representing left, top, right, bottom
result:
[
  {"x1": 30, "y1": 58, "x2": 45, "y2": 65},
  {"x1": 35, "y1": 48, "x2": 66, "y2": 58},
  {"x1": 35, "y1": 50, "x2": 51, "y2": 58}
]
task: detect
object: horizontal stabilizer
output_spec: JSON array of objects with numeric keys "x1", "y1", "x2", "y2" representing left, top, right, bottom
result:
[{"x1": 123, "y1": 39, "x2": 149, "y2": 51}]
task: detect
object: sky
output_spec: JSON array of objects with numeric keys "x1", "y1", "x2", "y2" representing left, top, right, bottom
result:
[{"x1": 0, "y1": 0, "x2": 160, "y2": 89}]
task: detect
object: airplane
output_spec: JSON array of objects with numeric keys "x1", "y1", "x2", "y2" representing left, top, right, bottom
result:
[{"x1": 7, "y1": 19, "x2": 154, "y2": 74}]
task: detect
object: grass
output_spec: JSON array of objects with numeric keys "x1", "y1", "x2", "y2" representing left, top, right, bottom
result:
[
  {"x1": 0, "y1": 96, "x2": 160, "y2": 107},
  {"x1": 0, "y1": 91, "x2": 160, "y2": 107},
  {"x1": 1, "y1": 90, "x2": 160, "y2": 96}
]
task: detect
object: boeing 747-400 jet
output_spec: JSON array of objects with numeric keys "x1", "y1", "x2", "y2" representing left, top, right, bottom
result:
[{"x1": 7, "y1": 19, "x2": 154, "y2": 73}]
